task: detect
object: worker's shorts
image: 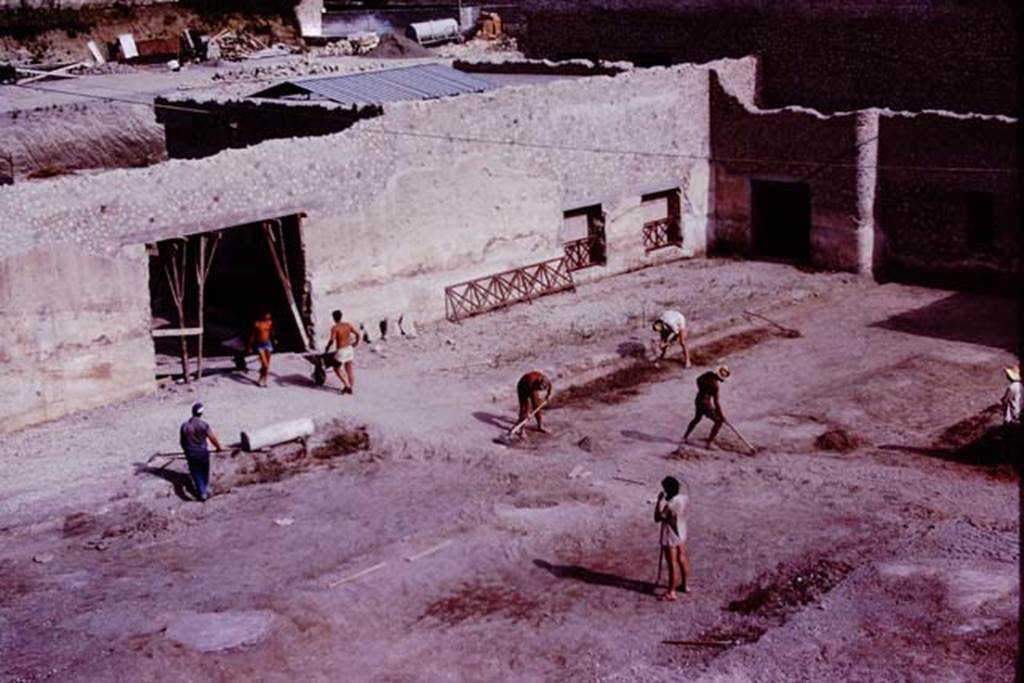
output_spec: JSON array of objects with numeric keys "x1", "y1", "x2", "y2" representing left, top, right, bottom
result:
[
  {"x1": 695, "y1": 395, "x2": 722, "y2": 421},
  {"x1": 255, "y1": 341, "x2": 273, "y2": 354}
]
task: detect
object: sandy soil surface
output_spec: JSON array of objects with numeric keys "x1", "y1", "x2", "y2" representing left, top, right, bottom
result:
[{"x1": 0, "y1": 259, "x2": 1018, "y2": 681}]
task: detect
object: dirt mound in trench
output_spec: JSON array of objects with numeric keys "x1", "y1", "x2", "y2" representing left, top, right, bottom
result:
[
  {"x1": 815, "y1": 428, "x2": 864, "y2": 453},
  {"x1": 728, "y1": 557, "x2": 853, "y2": 621},
  {"x1": 231, "y1": 425, "x2": 372, "y2": 488},
  {"x1": 555, "y1": 326, "x2": 794, "y2": 407}
]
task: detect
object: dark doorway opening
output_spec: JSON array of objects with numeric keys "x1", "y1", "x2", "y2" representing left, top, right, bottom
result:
[
  {"x1": 148, "y1": 215, "x2": 310, "y2": 376},
  {"x1": 751, "y1": 180, "x2": 811, "y2": 262},
  {"x1": 562, "y1": 204, "x2": 607, "y2": 270},
  {"x1": 966, "y1": 191, "x2": 995, "y2": 254}
]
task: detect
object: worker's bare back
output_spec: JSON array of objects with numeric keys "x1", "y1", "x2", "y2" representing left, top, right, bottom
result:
[{"x1": 330, "y1": 322, "x2": 357, "y2": 349}]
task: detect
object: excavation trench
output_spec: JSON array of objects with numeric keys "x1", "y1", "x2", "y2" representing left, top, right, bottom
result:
[{"x1": 554, "y1": 326, "x2": 794, "y2": 408}]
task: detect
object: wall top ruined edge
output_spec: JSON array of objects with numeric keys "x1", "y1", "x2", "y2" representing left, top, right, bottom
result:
[{"x1": 0, "y1": 60, "x2": 722, "y2": 262}]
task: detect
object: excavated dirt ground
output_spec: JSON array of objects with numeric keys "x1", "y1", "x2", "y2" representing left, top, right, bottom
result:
[{"x1": 0, "y1": 259, "x2": 1019, "y2": 681}]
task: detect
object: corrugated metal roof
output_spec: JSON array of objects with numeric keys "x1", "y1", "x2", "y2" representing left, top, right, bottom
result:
[{"x1": 250, "y1": 63, "x2": 496, "y2": 106}]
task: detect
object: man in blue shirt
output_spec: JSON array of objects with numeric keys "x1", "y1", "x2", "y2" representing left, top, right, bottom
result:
[{"x1": 179, "y1": 402, "x2": 223, "y2": 502}]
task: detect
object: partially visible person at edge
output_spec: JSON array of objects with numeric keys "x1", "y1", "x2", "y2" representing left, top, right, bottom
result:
[
  {"x1": 654, "y1": 475, "x2": 691, "y2": 601},
  {"x1": 179, "y1": 402, "x2": 222, "y2": 502},
  {"x1": 248, "y1": 311, "x2": 275, "y2": 388},
  {"x1": 1002, "y1": 364, "x2": 1021, "y2": 426}
]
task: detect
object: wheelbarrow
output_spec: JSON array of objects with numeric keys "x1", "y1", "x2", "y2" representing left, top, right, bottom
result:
[{"x1": 301, "y1": 350, "x2": 342, "y2": 386}]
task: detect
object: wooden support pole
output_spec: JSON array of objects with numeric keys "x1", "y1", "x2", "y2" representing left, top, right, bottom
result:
[
  {"x1": 161, "y1": 239, "x2": 190, "y2": 384},
  {"x1": 263, "y1": 220, "x2": 313, "y2": 351},
  {"x1": 193, "y1": 233, "x2": 220, "y2": 380}
]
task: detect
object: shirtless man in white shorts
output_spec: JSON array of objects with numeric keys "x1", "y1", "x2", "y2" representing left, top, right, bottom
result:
[{"x1": 325, "y1": 309, "x2": 359, "y2": 395}]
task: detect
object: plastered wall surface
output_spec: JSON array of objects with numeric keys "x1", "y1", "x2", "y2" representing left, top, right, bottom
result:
[
  {"x1": 301, "y1": 63, "x2": 718, "y2": 327},
  {"x1": 0, "y1": 60, "x2": 750, "y2": 430},
  {"x1": 0, "y1": 243, "x2": 154, "y2": 433}
]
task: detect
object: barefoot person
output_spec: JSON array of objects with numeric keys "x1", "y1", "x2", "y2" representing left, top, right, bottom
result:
[
  {"x1": 654, "y1": 476, "x2": 690, "y2": 600},
  {"x1": 248, "y1": 311, "x2": 275, "y2": 387},
  {"x1": 652, "y1": 309, "x2": 691, "y2": 367},
  {"x1": 179, "y1": 402, "x2": 222, "y2": 502},
  {"x1": 682, "y1": 365, "x2": 730, "y2": 448},
  {"x1": 325, "y1": 309, "x2": 359, "y2": 395},
  {"x1": 517, "y1": 371, "x2": 552, "y2": 434}
]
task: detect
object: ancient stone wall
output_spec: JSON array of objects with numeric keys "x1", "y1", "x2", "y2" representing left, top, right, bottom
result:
[
  {"x1": 0, "y1": 243, "x2": 154, "y2": 434},
  {"x1": 710, "y1": 74, "x2": 867, "y2": 272},
  {"x1": 299, "y1": 61, "x2": 722, "y2": 325},
  {"x1": 0, "y1": 59, "x2": 749, "y2": 429},
  {"x1": 875, "y1": 112, "x2": 1018, "y2": 288},
  {"x1": 709, "y1": 72, "x2": 1019, "y2": 284}
]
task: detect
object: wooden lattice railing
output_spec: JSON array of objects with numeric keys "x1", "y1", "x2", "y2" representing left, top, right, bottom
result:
[
  {"x1": 563, "y1": 236, "x2": 606, "y2": 271},
  {"x1": 444, "y1": 257, "x2": 576, "y2": 322},
  {"x1": 642, "y1": 217, "x2": 683, "y2": 252}
]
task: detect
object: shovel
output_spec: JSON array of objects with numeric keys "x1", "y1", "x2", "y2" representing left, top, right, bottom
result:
[{"x1": 495, "y1": 400, "x2": 549, "y2": 446}]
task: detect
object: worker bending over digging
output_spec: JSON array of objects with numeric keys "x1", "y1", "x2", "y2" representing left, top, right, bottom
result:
[
  {"x1": 683, "y1": 365, "x2": 731, "y2": 449},
  {"x1": 652, "y1": 309, "x2": 691, "y2": 367},
  {"x1": 325, "y1": 309, "x2": 360, "y2": 395},
  {"x1": 654, "y1": 475, "x2": 691, "y2": 600},
  {"x1": 179, "y1": 402, "x2": 222, "y2": 502},
  {"x1": 248, "y1": 311, "x2": 276, "y2": 388},
  {"x1": 517, "y1": 371, "x2": 552, "y2": 434}
]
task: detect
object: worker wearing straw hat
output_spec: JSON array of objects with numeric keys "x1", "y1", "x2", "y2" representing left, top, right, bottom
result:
[{"x1": 683, "y1": 365, "x2": 731, "y2": 449}]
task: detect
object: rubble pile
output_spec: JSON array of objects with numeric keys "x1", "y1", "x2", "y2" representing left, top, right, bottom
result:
[
  {"x1": 209, "y1": 31, "x2": 296, "y2": 61},
  {"x1": 431, "y1": 36, "x2": 522, "y2": 60},
  {"x1": 317, "y1": 32, "x2": 391, "y2": 58},
  {"x1": 210, "y1": 60, "x2": 347, "y2": 83}
]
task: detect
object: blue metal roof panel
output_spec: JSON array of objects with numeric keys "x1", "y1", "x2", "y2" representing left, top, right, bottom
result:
[{"x1": 254, "y1": 64, "x2": 496, "y2": 106}]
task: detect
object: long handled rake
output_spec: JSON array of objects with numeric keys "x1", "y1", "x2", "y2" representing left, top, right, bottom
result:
[
  {"x1": 495, "y1": 399, "x2": 549, "y2": 446},
  {"x1": 724, "y1": 419, "x2": 757, "y2": 455}
]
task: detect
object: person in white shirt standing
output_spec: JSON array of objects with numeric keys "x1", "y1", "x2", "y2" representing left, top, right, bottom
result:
[
  {"x1": 652, "y1": 309, "x2": 691, "y2": 367},
  {"x1": 654, "y1": 476, "x2": 691, "y2": 601}
]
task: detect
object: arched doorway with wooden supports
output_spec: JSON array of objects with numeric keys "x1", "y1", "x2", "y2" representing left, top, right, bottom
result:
[{"x1": 147, "y1": 214, "x2": 314, "y2": 383}]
